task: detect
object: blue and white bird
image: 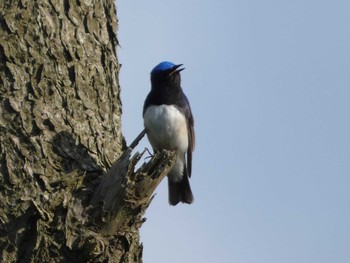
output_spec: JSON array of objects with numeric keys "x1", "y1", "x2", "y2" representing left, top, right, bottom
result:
[{"x1": 143, "y1": 61, "x2": 195, "y2": 205}]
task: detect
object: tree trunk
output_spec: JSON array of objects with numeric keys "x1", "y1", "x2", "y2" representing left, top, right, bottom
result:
[{"x1": 0, "y1": 1, "x2": 173, "y2": 262}]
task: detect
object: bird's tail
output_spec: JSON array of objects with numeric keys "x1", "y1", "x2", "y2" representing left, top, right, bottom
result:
[{"x1": 168, "y1": 175, "x2": 194, "y2": 206}]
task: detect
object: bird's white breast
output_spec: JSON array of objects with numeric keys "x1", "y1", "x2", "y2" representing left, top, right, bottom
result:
[
  {"x1": 144, "y1": 105, "x2": 189, "y2": 153},
  {"x1": 144, "y1": 105, "x2": 189, "y2": 182}
]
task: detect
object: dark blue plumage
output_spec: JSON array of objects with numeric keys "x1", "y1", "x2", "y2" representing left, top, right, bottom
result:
[{"x1": 143, "y1": 61, "x2": 195, "y2": 205}]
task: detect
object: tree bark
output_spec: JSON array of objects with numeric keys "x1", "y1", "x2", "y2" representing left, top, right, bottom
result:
[{"x1": 0, "y1": 1, "x2": 172, "y2": 262}]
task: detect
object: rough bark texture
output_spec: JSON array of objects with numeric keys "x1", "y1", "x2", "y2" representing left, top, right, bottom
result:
[{"x1": 0, "y1": 1, "x2": 172, "y2": 262}]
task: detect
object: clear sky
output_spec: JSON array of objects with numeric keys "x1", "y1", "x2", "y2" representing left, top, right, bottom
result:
[{"x1": 117, "y1": 1, "x2": 350, "y2": 262}]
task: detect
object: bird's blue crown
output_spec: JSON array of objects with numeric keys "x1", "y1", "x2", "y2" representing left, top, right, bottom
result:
[{"x1": 151, "y1": 61, "x2": 176, "y2": 74}]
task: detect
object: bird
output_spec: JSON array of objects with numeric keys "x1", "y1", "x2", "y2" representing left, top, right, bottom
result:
[{"x1": 143, "y1": 61, "x2": 195, "y2": 205}]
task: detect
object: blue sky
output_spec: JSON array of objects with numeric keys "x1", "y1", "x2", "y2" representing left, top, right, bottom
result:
[{"x1": 117, "y1": 1, "x2": 350, "y2": 262}]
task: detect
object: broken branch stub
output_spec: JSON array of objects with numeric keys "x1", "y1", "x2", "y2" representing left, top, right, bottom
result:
[
  {"x1": 88, "y1": 148, "x2": 176, "y2": 232},
  {"x1": 63, "y1": 130, "x2": 175, "y2": 260}
]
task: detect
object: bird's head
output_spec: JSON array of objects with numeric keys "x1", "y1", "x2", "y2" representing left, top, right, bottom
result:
[{"x1": 150, "y1": 61, "x2": 184, "y2": 86}]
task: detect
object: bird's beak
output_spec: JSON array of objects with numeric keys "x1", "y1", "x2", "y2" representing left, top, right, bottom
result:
[{"x1": 169, "y1": 64, "x2": 185, "y2": 75}]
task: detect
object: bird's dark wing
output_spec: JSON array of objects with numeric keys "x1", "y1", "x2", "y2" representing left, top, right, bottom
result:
[
  {"x1": 182, "y1": 96, "x2": 195, "y2": 178},
  {"x1": 143, "y1": 92, "x2": 152, "y2": 116}
]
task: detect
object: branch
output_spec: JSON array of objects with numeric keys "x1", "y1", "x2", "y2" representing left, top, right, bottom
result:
[
  {"x1": 88, "y1": 144, "x2": 175, "y2": 228},
  {"x1": 129, "y1": 128, "x2": 147, "y2": 150},
  {"x1": 62, "y1": 130, "x2": 175, "y2": 258}
]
